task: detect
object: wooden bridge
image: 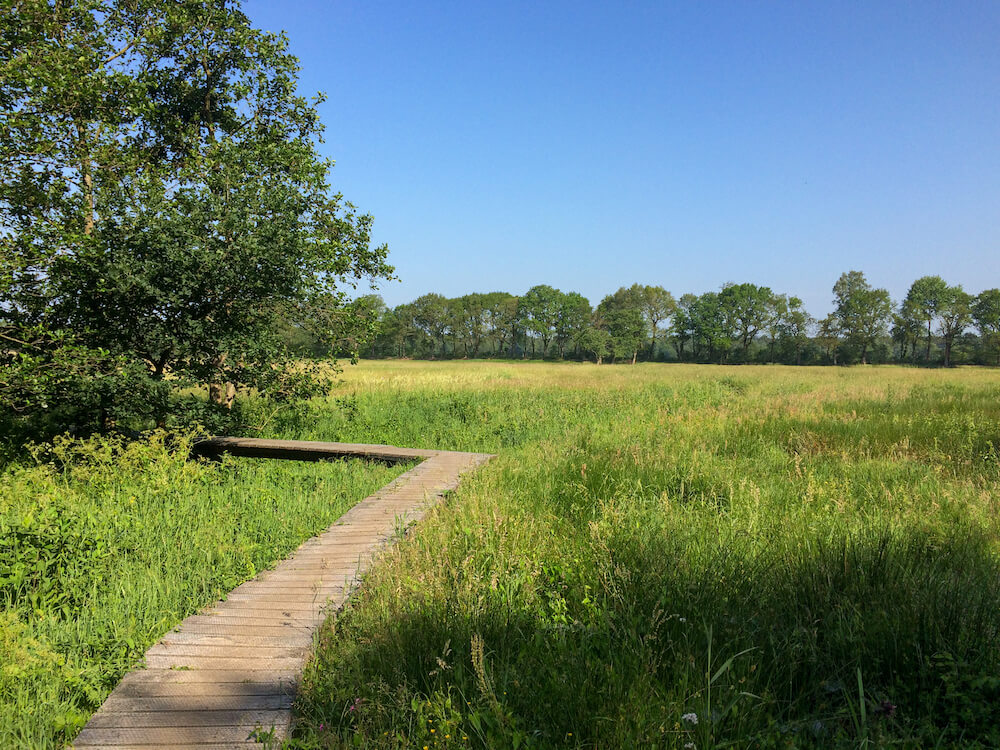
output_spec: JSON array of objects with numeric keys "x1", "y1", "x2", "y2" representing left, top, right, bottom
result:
[{"x1": 73, "y1": 439, "x2": 493, "y2": 749}]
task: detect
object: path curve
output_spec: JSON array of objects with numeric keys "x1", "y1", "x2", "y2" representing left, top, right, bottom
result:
[{"x1": 73, "y1": 441, "x2": 492, "y2": 749}]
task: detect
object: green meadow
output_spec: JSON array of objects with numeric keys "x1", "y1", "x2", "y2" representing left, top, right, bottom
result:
[
  {"x1": 277, "y1": 361, "x2": 1000, "y2": 749},
  {"x1": 3, "y1": 361, "x2": 1000, "y2": 748}
]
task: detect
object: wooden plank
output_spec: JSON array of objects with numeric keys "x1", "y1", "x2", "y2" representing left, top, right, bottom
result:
[
  {"x1": 99, "y1": 693, "x2": 294, "y2": 714},
  {"x1": 84, "y1": 709, "x2": 291, "y2": 729},
  {"x1": 144, "y1": 655, "x2": 306, "y2": 671},
  {"x1": 74, "y1": 724, "x2": 285, "y2": 746}
]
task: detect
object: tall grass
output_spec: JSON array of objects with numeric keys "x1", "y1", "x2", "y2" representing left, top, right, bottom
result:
[
  {"x1": 285, "y1": 362, "x2": 1000, "y2": 748},
  {"x1": 0, "y1": 432, "x2": 407, "y2": 748}
]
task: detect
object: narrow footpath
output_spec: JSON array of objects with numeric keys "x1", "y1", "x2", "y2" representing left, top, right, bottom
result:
[{"x1": 73, "y1": 441, "x2": 493, "y2": 749}]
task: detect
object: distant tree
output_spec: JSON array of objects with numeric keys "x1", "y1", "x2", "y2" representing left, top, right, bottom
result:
[
  {"x1": 411, "y1": 294, "x2": 451, "y2": 357},
  {"x1": 892, "y1": 298, "x2": 924, "y2": 362},
  {"x1": 938, "y1": 286, "x2": 973, "y2": 367},
  {"x1": 555, "y1": 292, "x2": 592, "y2": 359},
  {"x1": 815, "y1": 314, "x2": 842, "y2": 365},
  {"x1": 631, "y1": 284, "x2": 676, "y2": 359},
  {"x1": 595, "y1": 287, "x2": 646, "y2": 364},
  {"x1": 688, "y1": 292, "x2": 735, "y2": 363},
  {"x1": 775, "y1": 296, "x2": 813, "y2": 365},
  {"x1": 719, "y1": 283, "x2": 773, "y2": 358},
  {"x1": 452, "y1": 293, "x2": 488, "y2": 357},
  {"x1": 391, "y1": 302, "x2": 428, "y2": 357},
  {"x1": 576, "y1": 325, "x2": 613, "y2": 365},
  {"x1": 522, "y1": 285, "x2": 561, "y2": 357},
  {"x1": 481, "y1": 292, "x2": 517, "y2": 357},
  {"x1": 670, "y1": 294, "x2": 698, "y2": 361},
  {"x1": 764, "y1": 295, "x2": 788, "y2": 363},
  {"x1": 832, "y1": 271, "x2": 892, "y2": 364},
  {"x1": 904, "y1": 276, "x2": 949, "y2": 362},
  {"x1": 972, "y1": 289, "x2": 1000, "y2": 366}
]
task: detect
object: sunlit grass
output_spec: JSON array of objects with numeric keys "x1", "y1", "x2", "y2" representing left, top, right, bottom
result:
[{"x1": 287, "y1": 361, "x2": 1000, "y2": 749}]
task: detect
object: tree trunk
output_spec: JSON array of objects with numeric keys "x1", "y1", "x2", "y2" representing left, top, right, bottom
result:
[
  {"x1": 209, "y1": 354, "x2": 236, "y2": 409},
  {"x1": 631, "y1": 350, "x2": 637, "y2": 365},
  {"x1": 76, "y1": 122, "x2": 95, "y2": 235}
]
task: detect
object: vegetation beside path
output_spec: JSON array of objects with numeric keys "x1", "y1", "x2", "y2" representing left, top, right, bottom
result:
[
  {"x1": 287, "y1": 361, "x2": 1000, "y2": 749},
  {"x1": 0, "y1": 434, "x2": 407, "y2": 748}
]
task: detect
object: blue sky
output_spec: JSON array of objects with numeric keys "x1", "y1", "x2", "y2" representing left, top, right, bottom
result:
[{"x1": 244, "y1": 0, "x2": 1000, "y2": 317}]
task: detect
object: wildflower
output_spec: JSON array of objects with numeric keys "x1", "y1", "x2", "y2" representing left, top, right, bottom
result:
[
  {"x1": 877, "y1": 700, "x2": 897, "y2": 718},
  {"x1": 348, "y1": 697, "x2": 363, "y2": 712},
  {"x1": 682, "y1": 712, "x2": 698, "y2": 725}
]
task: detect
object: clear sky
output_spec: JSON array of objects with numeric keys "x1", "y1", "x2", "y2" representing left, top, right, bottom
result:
[{"x1": 243, "y1": 0, "x2": 1000, "y2": 317}]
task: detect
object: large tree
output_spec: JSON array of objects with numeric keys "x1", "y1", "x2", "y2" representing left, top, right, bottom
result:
[
  {"x1": 521, "y1": 285, "x2": 561, "y2": 358},
  {"x1": 554, "y1": 292, "x2": 591, "y2": 359},
  {"x1": 719, "y1": 282, "x2": 773, "y2": 358},
  {"x1": 630, "y1": 284, "x2": 675, "y2": 359},
  {"x1": 832, "y1": 271, "x2": 892, "y2": 364},
  {"x1": 411, "y1": 294, "x2": 451, "y2": 357},
  {"x1": 481, "y1": 292, "x2": 519, "y2": 357},
  {"x1": 816, "y1": 314, "x2": 842, "y2": 365},
  {"x1": 773, "y1": 295, "x2": 813, "y2": 365},
  {"x1": 670, "y1": 293, "x2": 698, "y2": 361},
  {"x1": 595, "y1": 287, "x2": 646, "y2": 364},
  {"x1": 938, "y1": 285, "x2": 972, "y2": 367},
  {"x1": 687, "y1": 292, "x2": 735, "y2": 363},
  {"x1": 891, "y1": 298, "x2": 924, "y2": 362},
  {"x1": 2, "y1": 0, "x2": 391, "y2": 431},
  {"x1": 904, "y1": 275, "x2": 949, "y2": 362}
]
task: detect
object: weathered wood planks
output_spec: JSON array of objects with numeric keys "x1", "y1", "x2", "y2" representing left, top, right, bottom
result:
[{"x1": 73, "y1": 442, "x2": 492, "y2": 749}]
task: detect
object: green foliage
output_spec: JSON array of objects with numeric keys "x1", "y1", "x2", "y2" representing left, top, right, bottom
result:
[
  {"x1": 367, "y1": 275, "x2": 1000, "y2": 367},
  {"x1": 832, "y1": 271, "x2": 893, "y2": 364},
  {"x1": 595, "y1": 286, "x2": 647, "y2": 363},
  {"x1": 1, "y1": 0, "x2": 392, "y2": 439},
  {"x1": 905, "y1": 275, "x2": 950, "y2": 362},
  {"x1": 973, "y1": 289, "x2": 1000, "y2": 365},
  {"x1": 718, "y1": 282, "x2": 773, "y2": 357}
]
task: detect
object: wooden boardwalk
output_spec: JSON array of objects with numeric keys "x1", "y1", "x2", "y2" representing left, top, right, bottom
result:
[{"x1": 73, "y1": 441, "x2": 492, "y2": 749}]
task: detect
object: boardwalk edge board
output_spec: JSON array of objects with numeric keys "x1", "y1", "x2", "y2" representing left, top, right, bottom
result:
[{"x1": 74, "y1": 440, "x2": 492, "y2": 749}]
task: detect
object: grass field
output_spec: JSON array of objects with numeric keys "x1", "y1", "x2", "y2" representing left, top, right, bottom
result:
[
  {"x1": 270, "y1": 361, "x2": 1000, "y2": 749},
  {"x1": 0, "y1": 433, "x2": 408, "y2": 748}
]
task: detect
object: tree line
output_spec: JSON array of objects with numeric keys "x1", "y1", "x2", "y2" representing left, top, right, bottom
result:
[{"x1": 316, "y1": 272, "x2": 1000, "y2": 367}]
